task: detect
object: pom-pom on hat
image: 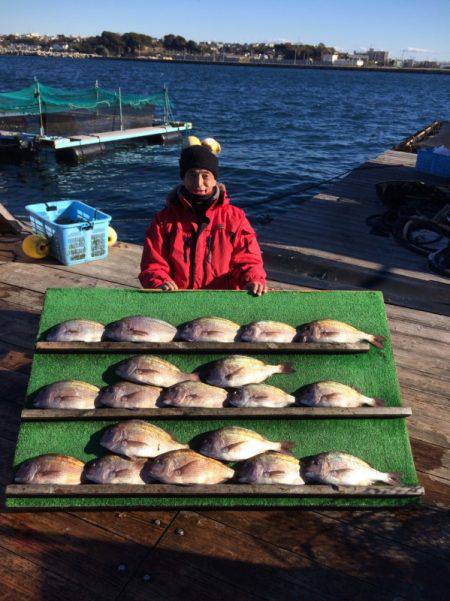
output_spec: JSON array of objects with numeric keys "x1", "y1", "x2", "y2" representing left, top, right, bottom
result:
[{"x1": 179, "y1": 145, "x2": 219, "y2": 179}]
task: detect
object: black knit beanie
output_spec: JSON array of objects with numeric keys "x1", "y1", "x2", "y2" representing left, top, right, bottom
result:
[{"x1": 179, "y1": 145, "x2": 219, "y2": 179}]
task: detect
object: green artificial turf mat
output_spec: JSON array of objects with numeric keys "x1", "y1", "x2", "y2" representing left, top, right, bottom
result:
[{"x1": 8, "y1": 289, "x2": 419, "y2": 509}]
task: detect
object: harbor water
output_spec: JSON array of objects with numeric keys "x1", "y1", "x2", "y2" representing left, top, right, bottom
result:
[{"x1": 1, "y1": 55, "x2": 449, "y2": 243}]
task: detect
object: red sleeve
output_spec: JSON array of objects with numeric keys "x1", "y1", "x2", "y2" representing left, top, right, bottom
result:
[
  {"x1": 139, "y1": 216, "x2": 172, "y2": 289},
  {"x1": 231, "y1": 214, "x2": 266, "y2": 288}
]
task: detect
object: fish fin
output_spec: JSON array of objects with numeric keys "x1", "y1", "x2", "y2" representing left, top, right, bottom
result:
[
  {"x1": 186, "y1": 373, "x2": 200, "y2": 381},
  {"x1": 321, "y1": 393, "x2": 344, "y2": 405},
  {"x1": 40, "y1": 470, "x2": 64, "y2": 478},
  {"x1": 386, "y1": 472, "x2": 403, "y2": 485},
  {"x1": 262, "y1": 331, "x2": 285, "y2": 338},
  {"x1": 373, "y1": 398, "x2": 385, "y2": 407},
  {"x1": 279, "y1": 362, "x2": 295, "y2": 374},
  {"x1": 223, "y1": 441, "x2": 246, "y2": 451},
  {"x1": 265, "y1": 470, "x2": 287, "y2": 477},
  {"x1": 320, "y1": 330, "x2": 342, "y2": 338},
  {"x1": 114, "y1": 469, "x2": 134, "y2": 477},
  {"x1": 56, "y1": 395, "x2": 83, "y2": 404},
  {"x1": 205, "y1": 330, "x2": 226, "y2": 336},
  {"x1": 225, "y1": 367, "x2": 246, "y2": 380},
  {"x1": 328, "y1": 468, "x2": 355, "y2": 483},
  {"x1": 130, "y1": 328, "x2": 151, "y2": 336},
  {"x1": 279, "y1": 441, "x2": 295, "y2": 452},
  {"x1": 369, "y1": 335, "x2": 385, "y2": 349},
  {"x1": 173, "y1": 460, "x2": 199, "y2": 476}
]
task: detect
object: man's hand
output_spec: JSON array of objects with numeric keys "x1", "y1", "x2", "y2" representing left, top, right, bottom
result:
[
  {"x1": 160, "y1": 281, "x2": 179, "y2": 291},
  {"x1": 246, "y1": 282, "x2": 267, "y2": 296}
]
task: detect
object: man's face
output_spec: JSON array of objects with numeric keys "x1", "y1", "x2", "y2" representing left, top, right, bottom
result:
[{"x1": 183, "y1": 168, "x2": 216, "y2": 196}]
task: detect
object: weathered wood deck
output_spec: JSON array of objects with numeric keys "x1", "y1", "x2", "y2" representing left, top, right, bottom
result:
[
  {"x1": 258, "y1": 148, "x2": 450, "y2": 315},
  {"x1": 0, "y1": 144, "x2": 449, "y2": 599}
]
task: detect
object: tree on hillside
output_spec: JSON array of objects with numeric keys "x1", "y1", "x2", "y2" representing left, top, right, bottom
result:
[
  {"x1": 100, "y1": 31, "x2": 125, "y2": 55},
  {"x1": 122, "y1": 32, "x2": 157, "y2": 55},
  {"x1": 163, "y1": 34, "x2": 188, "y2": 51}
]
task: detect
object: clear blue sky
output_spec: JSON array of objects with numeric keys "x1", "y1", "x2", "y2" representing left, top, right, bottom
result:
[{"x1": 2, "y1": 0, "x2": 449, "y2": 61}]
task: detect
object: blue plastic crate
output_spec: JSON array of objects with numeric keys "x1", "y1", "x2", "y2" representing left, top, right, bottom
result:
[
  {"x1": 415, "y1": 148, "x2": 434, "y2": 174},
  {"x1": 25, "y1": 200, "x2": 112, "y2": 266},
  {"x1": 430, "y1": 153, "x2": 450, "y2": 178}
]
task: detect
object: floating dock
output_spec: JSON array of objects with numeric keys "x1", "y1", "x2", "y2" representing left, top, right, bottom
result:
[
  {"x1": 0, "y1": 126, "x2": 448, "y2": 598},
  {"x1": 40, "y1": 122, "x2": 191, "y2": 150},
  {"x1": 0, "y1": 121, "x2": 192, "y2": 160},
  {"x1": 0, "y1": 82, "x2": 192, "y2": 160}
]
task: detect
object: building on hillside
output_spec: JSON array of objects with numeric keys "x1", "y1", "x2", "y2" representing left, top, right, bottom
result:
[
  {"x1": 322, "y1": 52, "x2": 339, "y2": 64},
  {"x1": 367, "y1": 48, "x2": 389, "y2": 64}
]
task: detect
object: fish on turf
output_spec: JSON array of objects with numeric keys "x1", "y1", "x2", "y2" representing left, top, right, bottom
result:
[
  {"x1": 177, "y1": 317, "x2": 240, "y2": 342},
  {"x1": 295, "y1": 381, "x2": 384, "y2": 408},
  {"x1": 198, "y1": 426, "x2": 294, "y2": 462},
  {"x1": 228, "y1": 383, "x2": 296, "y2": 408},
  {"x1": 235, "y1": 451, "x2": 304, "y2": 485},
  {"x1": 143, "y1": 449, "x2": 234, "y2": 485},
  {"x1": 202, "y1": 355, "x2": 294, "y2": 387},
  {"x1": 33, "y1": 381, "x2": 100, "y2": 409},
  {"x1": 46, "y1": 319, "x2": 105, "y2": 342},
  {"x1": 103, "y1": 316, "x2": 176, "y2": 342},
  {"x1": 239, "y1": 321, "x2": 297, "y2": 343},
  {"x1": 115, "y1": 355, "x2": 199, "y2": 387},
  {"x1": 97, "y1": 381, "x2": 163, "y2": 408},
  {"x1": 296, "y1": 320, "x2": 384, "y2": 348},
  {"x1": 100, "y1": 420, "x2": 188, "y2": 458},
  {"x1": 14, "y1": 454, "x2": 85, "y2": 485},
  {"x1": 84, "y1": 455, "x2": 147, "y2": 484},
  {"x1": 160, "y1": 381, "x2": 228, "y2": 408},
  {"x1": 301, "y1": 452, "x2": 401, "y2": 486}
]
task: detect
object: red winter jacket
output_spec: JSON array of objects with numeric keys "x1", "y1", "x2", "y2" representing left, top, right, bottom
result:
[{"x1": 139, "y1": 184, "x2": 266, "y2": 289}]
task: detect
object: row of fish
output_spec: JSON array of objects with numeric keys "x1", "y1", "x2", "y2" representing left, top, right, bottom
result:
[
  {"x1": 15, "y1": 450, "x2": 401, "y2": 487},
  {"x1": 34, "y1": 379, "x2": 384, "y2": 409},
  {"x1": 46, "y1": 317, "x2": 385, "y2": 347}
]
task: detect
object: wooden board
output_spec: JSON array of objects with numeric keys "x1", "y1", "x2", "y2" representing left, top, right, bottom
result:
[
  {"x1": 35, "y1": 340, "x2": 371, "y2": 353},
  {"x1": 20, "y1": 407, "x2": 412, "y2": 420},
  {"x1": 7, "y1": 483, "x2": 425, "y2": 498}
]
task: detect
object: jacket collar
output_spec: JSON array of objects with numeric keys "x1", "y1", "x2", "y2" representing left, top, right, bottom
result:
[{"x1": 166, "y1": 183, "x2": 229, "y2": 217}]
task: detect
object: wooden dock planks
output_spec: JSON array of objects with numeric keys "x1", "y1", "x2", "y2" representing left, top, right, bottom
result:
[
  {"x1": 258, "y1": 149, "x2": 450, "y2": 315},
  {"x1": 1, "y1": 143, "x2": 449, "y2": 601}
]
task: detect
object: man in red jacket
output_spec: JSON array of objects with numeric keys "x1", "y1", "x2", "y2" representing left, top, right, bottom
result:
[{"x1": 139, "y1": 144, "x2": 267, "y2": 295}]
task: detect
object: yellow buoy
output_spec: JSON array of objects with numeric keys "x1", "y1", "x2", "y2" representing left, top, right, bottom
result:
[
  {"x1": 21, "y1": 234, "x2": 50, "y2": 259},
  {"x1": 202, "y1": 137, "x2": 221, "y2": 155},
  {"x1": 185, "y1": 135, "x2": 201, "y2": 147},
  {"x1": 107, "y1": 226, "x2": 118, "y2": 247}
]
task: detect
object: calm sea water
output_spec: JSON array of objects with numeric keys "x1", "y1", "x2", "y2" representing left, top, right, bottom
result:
[{"x1": 1, "y1": 55, "x2": 449, "y2": 243}]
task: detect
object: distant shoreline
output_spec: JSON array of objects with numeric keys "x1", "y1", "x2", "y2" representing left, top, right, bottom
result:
[{"x1": 2, "y1": 52, "x2": 449, "y2": 75}]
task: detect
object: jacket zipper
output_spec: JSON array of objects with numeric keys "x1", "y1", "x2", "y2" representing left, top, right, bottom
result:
[
  {"x1": 189, "y1": 223, "x2": 208, "y2": 288},
  {"x1": 206, "y1": 235, "x2": 212, "y2": 263},
  {"x1": 183, "y1": 235, "x2": 190, "y2": 263}
]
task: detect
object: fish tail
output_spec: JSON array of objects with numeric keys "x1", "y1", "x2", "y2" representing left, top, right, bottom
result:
[
  {"x1": 368, "y1": 335, "x2": 385, "y2": 349},
  {"x1": 363, "y1": 396, "x2": 384, "y2": 407},
  {"x1": 278, "y1": 441, "x2": 295, "y2": 454},
  {"x1": 279, "y1": 362, "x2": 295, "y2": 374},
  {"x1": 373, "y1": 397, "x2": 385, "y2": 407},
  {"x1": 187, "y1": 373, "x2": 200, "y2": 381},
  {"x1": 386, "y1": 472, "x2": 403, "y2": 485}
]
